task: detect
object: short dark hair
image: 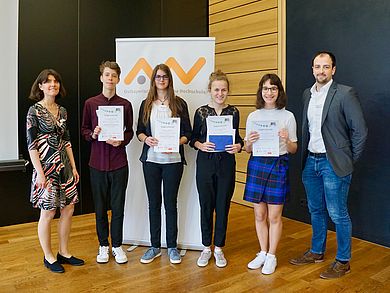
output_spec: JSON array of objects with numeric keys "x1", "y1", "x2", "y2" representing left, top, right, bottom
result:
[
  {"x1": 99, "y1": 61, "x2": 121, "y2": 77},
  {"x1": 311, "y1": 51, "x2": 336, "y2": 67},
  {"x1": 256, "y1": 73, "x2": 287, "y2": 110},
  {"x1": 28, "y1": 69, "x2": 66, "y2": 101}
]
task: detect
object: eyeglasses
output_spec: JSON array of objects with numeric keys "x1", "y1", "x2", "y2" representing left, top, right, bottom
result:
[
  {"x1": 262, "y1": 86, "x2": 278, "y2": 93},
  {"x1": 154, "y1": 75, "x2": 169, "y2": 81}
]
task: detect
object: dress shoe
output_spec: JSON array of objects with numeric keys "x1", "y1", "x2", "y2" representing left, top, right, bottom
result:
[
  {"x1": 44, "y1": 258, "x2": 65, "y2": 273},
  {"x1": 57, "y1": 253, "x2": 85, "y2": 266},
  {"x1": 320, "y1": 260, "x2": 350, "y2": 279},
  {"x1": 289, "y1": 250, "x2": 324, "y2": 265}
]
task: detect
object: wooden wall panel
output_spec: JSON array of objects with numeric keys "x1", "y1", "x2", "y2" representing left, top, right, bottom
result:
[
  {"x1": 228, "y1": 95, "x2": 256, "y2": 106},
  {"x1": 210, "y1": 0, "x2": 253, "y2": 14},
  {"x1": 216, "y1": 45, "x2": 277, "y2": 73},
  {"x1": 228, "y1": 70, "x2": 277, "y2": 96},
  {"x1": 236, "y1": 105, "x2": 256, "y2": 128},
  {"x1": 236, "y1": 171, "x2": 247, "y2": 183},
  {"x1": 232, "y1": 182, "x2": 251, "y2": 205},
  {"x1": 210, "y1": 0, "x2": 281, "y2": 206},
  {"x1": 236, "y1": 151, "x2": 250, "y2": 172},
  {"x1": 210, "y1": 9, "x2": 277, "y2": 43},
  {"x1": 216, "y1": 33, "x2": 277, "y2": 53},
  {"x1": 210, "y1": 0, "x2": 277, "y2": 24},
  {"x1": 209, "y1": 0, "x2": 225, "y2": 6},
  {"x1": 239, "y1": 128, "x2": 246, "y2": 138}
]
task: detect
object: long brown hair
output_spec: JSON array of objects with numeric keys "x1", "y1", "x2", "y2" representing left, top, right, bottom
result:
[
  {"x1": 29, "y1": 69, "x2": 66, "y2": 101},
  {"x1": 256, "y1": 73, "x2": 287, "y2": 109},
  {"x1": 142, "y1": 64, "x2": 182, "y2": 124}
]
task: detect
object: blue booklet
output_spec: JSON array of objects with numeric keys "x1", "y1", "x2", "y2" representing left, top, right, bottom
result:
[{"x1": 208, "y1": 135, "x2": 233, "y2": 152}]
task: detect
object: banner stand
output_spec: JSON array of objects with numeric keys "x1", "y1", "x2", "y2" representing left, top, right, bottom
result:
[{"x1": 116, "y1": 37, "x2": 215, "y2": 251}]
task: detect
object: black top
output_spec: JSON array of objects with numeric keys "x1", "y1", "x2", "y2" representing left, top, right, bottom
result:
[
  {"x1": 136, "y1": 96, "x2": 192, "y2": 164},
  {"x1": 190, "y1": 104, "x2": 244, "y2": 151}
]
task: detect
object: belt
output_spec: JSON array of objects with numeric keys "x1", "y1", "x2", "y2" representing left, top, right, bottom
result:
[{"x1": 308, "y1": 151, "x2": 327, "y2": 158}]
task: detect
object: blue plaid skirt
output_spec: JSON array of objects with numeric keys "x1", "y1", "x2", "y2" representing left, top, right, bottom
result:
[{"x1": 243, "y1": 154, "x2": 289, "y2": 204}]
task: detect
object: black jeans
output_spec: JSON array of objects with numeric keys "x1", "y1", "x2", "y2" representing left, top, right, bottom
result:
[
  {"x1": 196, "y1": 152, "x2": 236, "y2": 247},
  {"x1": 142, "y1": 162, "x2": 183, "y2": 248},
  {"x1": 90, "y1": 165, "x2": 128, "y2": 247}
]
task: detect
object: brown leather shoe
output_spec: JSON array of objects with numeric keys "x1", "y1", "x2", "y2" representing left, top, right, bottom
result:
[
  {"x1": 289, "y1": 250, "x2": 324, "y2": 265},
  {"x1": 320, "y1": 260, "x2": 350, "y2": 279}
]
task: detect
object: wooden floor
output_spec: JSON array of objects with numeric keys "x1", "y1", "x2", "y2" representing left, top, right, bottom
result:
[{"x1": 0, "y1": 203, "x2": 388, "y2": 293}]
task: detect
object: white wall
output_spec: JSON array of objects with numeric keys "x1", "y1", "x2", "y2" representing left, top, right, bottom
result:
[{"x1": 0, "y1": 0, "x2": 19, "y2": 161}]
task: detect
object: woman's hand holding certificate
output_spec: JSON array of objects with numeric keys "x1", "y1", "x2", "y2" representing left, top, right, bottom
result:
[
  {"x1": 206, "y1": 115, "x2": 235, "y2": 152},
  {"x1": 144, "y1": 136, "x2": 159, "y2": 147},
  {"x1": 250, "y1": 120, "x2": 279, "y2": 157},
  {"x1": 154, "y1": 118, "x2": 180, "y2": 153},
  {"x1": 196, "y1": 141, "x2": 216, "y2": 152},
  {"x1": 225, "y1": 143, "x2": 242, "y2": 154}
]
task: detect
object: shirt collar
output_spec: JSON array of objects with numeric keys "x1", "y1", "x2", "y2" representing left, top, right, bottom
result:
[
  {"x1": 310, "y1": 79, "x2": 333, "y2": 95},
  {"x1": 99, "y1": 93, "x2": 117, "y2": 101}
]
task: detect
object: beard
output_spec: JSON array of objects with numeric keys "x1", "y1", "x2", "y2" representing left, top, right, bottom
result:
[{"x1": 315, "y1": 74, "x2": 330, "y2": 84}]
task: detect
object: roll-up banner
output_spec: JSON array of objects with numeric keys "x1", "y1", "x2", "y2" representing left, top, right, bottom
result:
[{"x1": 116, "y1": 37, "x2": 215, "y2": 250}]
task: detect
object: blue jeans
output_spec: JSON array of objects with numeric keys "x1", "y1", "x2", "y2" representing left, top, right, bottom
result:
[{"x1": 302, "y1": 155, "x2": 352, "y2": 261}]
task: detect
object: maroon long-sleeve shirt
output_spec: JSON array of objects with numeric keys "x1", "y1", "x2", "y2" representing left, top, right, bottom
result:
[{"x1": 81, "y1": 93, "x2": 134, "y2": 171}]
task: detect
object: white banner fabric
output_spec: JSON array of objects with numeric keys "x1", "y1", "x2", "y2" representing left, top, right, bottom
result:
[
  {"x1": 116, "y1": 37, "x2": 215, "y2": 250},
  {"x1": 0, "y1": 0, "x2": 18, "y2": 161}
]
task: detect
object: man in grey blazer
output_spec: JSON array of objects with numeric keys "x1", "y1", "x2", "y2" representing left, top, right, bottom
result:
[{"x1": 289, "y1": 51, "x2": 368, "y2": 279}]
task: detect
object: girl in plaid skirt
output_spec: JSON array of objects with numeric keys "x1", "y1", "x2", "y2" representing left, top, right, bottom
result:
[{"x1": 244, "y1": 74, "x2": 297, "y2": 275}]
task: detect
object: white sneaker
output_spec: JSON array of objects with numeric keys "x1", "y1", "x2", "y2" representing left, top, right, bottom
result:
[
  {"x1": 262, "y1": 255, "x2": 277, "y2": 275},
  {"x1": 197, "y1": 249, "x2": 212, "y2": 267},
  {"x1": 112, "y1": 246, "x2": 128, "y2": 264},
  {"x1": 214, "y1": 250, "x2": 227, "y2": 268},
  {"x1": 247, "y1": 252, "x2": 267, "y2": 269},
  {"x1": 97, "y1": 246, "x2": 109, "y2": 263}
]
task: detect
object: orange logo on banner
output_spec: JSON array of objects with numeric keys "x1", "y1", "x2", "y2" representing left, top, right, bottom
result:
[{"x1": 124, "y1": 57, "x2": 206, "y2": 85}]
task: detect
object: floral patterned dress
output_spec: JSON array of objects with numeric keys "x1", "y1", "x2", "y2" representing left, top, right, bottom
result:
[{"x1": 26, "y1": 103, "x2": 78, "y2": 210}]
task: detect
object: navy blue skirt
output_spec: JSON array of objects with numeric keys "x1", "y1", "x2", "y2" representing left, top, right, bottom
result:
[{"x1": 243, "y1": 154, "x2": 289, "y2": 205}]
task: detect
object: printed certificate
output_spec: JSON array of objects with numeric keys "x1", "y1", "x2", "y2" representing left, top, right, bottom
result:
[
  {"x1": 250, "y1": 120, "x2": 279, "y2": 157},
  {"x1": 154, "y1": 118, "x2": 180, "y2": 153},
  {"x1": 206, "y1": 115, "x2": 234, "y2": 152},
  {"x1": 96, "y1": 106, "x2": 124, "y2": 141}
]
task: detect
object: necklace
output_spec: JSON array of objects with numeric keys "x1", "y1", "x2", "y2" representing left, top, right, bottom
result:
[
  {"x1": 158, "y1": 96, "x2": 168, "y2": 105},
  {"x1": 40, "y1": 101, "x2": 59, "y2": 118}
]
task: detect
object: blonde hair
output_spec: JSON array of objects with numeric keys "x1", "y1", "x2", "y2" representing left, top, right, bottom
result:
[{"x1": 208, "y1": 70, "x2": 230, "y2": 91}]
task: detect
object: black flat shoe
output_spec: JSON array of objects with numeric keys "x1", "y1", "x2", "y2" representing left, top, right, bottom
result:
[
  {"x1": 44, "y1": 258, "x2": 65, "y2": 273},
  {"x1": 57, "y1": 253, "x2": 85, "y2": 266}
]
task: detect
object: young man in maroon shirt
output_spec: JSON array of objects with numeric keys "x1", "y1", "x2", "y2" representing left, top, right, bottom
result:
[{"x1": 81, "y1": 61, "x2": 133, "y2": 264}]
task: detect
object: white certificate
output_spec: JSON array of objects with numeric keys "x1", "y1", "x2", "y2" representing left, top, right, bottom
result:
[
  {"x1": 251, "y1": 120, "x2": 279, "y2": 157},
  {"x1": 154, "y1": 118, "x2": 180, "y2": 153},
  {"x1": 206, "y1": 115, "x2": 233, "y2": 134},
  {"x1": 206, "y1": 115, "x2": 234, "y2": 152},
  {"x1": 96, "y1": 106, "x2": 124, "y2": 141}
]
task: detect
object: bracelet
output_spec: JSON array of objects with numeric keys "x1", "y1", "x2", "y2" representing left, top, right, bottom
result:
[{"x1": 143, "y1": 136, "x2": 148, "y2": 143}]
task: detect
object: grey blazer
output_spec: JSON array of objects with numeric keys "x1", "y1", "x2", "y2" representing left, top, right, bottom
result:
[{"x1": 302, "y1": 81, "x2": 368, "y2": 177}]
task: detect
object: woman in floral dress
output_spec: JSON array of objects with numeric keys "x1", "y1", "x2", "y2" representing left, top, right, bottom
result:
[{"x1": 27, "y1": 69, "x2": 84, "y2": 273}]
